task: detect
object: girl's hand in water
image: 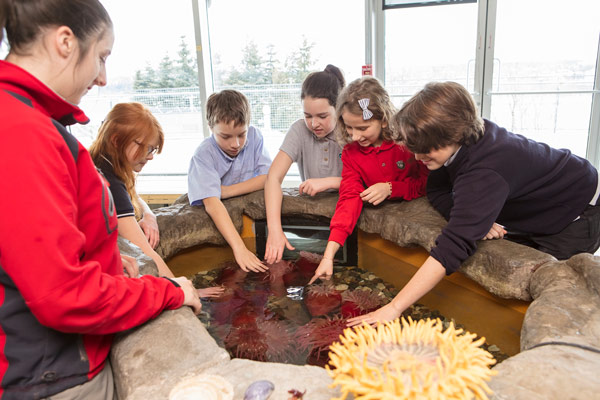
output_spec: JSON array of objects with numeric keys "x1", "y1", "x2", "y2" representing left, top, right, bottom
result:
[
  {"x1": 308, "y1": 257, "x2": 333, "y2": 285},
  {"x1": 196, "y1": 286, "x2": 225, "y2": 298}
]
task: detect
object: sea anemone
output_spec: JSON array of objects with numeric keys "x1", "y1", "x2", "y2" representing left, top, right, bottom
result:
[
  {"x1": 264, "y1": 259, "x2": 294, "y2": 282},
  {"x1": 340, "y1": 288, "x2": 384, "y2": 318},
  {"x1": 304, "y1": 282, "x2": 342, "y2": 316},
  {"x1": 295, "y1": 315, "x2": 348, "y2": 366},
  {"x1": 257, "y1": 320, "x2": 302, "y2": 363},
  {"x1": 224, "y1": 325, "x2": 268, "y2": 361},
  {"x1": 327, "y1": 317, "x2": 497, "y2": 400},
  {"x1": 295, "y1": 251, "x2": 322, "y2": 278}
]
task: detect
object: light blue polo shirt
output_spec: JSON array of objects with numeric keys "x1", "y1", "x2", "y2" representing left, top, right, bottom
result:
[{"x1": 188, "y1": 125, "x2": 272, "y2": 205}]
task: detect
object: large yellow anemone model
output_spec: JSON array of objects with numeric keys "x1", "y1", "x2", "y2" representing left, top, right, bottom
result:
[{"x1": 327, "y1": 317, "x2": 497, "y2": 400}]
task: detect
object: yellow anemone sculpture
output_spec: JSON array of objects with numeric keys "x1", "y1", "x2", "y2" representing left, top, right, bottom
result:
[{"x1": 327, "y1": 317, "x2": 497, "y2": 400}]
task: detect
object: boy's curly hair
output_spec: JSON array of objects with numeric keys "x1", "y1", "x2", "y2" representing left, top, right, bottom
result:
[{"x1": 394, "y1": 81, "x2": 484, "y2": 154}]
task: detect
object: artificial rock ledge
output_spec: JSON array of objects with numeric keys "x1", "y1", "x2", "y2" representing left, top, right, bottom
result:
[{"x1": 112, "y1": 189, "x2": 600, "y2": 399}]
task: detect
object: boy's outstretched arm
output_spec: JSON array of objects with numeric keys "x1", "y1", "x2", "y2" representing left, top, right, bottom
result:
[
  {"x1": 203, "y1": 196, "x2": 268, "y2": 272},
  {"x1": 347, "y1": 256, "x2": 446, "y2": 326},
  {"x1": 221, "y1": 174, "x2": 267, "y2": 199}
]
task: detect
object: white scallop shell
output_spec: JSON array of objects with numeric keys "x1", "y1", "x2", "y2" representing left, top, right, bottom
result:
[{"x1": 169, "y1": 374, "x2": 234, "y2": 400}]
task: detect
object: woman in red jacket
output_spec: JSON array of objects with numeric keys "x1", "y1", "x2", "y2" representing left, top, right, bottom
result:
[
  {"x1": 0, "y1": 1, "x2": 200, "y2": 399},
  {"x1": 309, "y1": 77, "x2": 429, "y2": 284}
]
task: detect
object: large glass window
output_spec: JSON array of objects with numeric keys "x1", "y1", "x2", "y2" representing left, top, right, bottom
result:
[
  {"x1": 206, "y1": 0, "x2": 365, "y2": 184},
  {"x1": 489, "y1": 0, "x2": 600, "y2": 157},
  {"x1": 74, "y1": 0, "x2": 200, "y2": 195},
  {"x1": 383, "y1": 1, "x2": 479, "y2": 108}
]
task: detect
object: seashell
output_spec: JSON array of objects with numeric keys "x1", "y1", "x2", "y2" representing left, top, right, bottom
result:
[
  {"x1": 243, "y1": 380, "x2": 275, "y2": 400},
  {"x1": 169, "y1": 374, "x2": 233, "y2": 400}
]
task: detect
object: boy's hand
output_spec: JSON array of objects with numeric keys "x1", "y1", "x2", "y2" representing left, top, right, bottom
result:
[
  {"x1": 482, "y1": 222, "x2": 507, "y2": 240},
  {"x1": 139, "y1": 212, "x2": 160, "y2": 249},
  {"x1": 346, "y1": 302, "x2": 401, "y2": 327},
  {"x1": 360, "y1": 182, "x2": 390, "y2": 205},
  {"x1": 299, "y1": 178, "x2": 328, "y2": 196},
  {"x1": 264, "y1": 229, "x2": 295, "y2": 264},
  {"x1": 308, "y1": 257, "x2": 333, "y2": 285},
  {"x1": 234, "y1": 247, "x2": 269, "y2": 273},
  {"x1": 172, "y1": 277, "x2": 202, "y2": 314}
]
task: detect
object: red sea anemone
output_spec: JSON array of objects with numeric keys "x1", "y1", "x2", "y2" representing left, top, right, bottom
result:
[
  {"x1": 257, "y1": 320, "x2": 302, "y2": 363},
  {"x1": 295, "y1": 251, "x2": 322, "y2": 278},
  {"x1": 295, "y1": 315, "x2": 348, "y2": 366},
  {"x1": 304, "y1": 282, "x2": 342, "y2": 317},
  {"x1": 340, "y1": 288, "x2": 384, "y2": 318},
  {"x1": 225, "y1": 325, "x2": 268, "y2": 361}
]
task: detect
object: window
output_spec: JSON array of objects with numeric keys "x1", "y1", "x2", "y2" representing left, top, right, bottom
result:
[
  {"x1": 383, "y1": 1, "x2": 479, "y2": 108},
  {"x1": 380, "y1": 0, "x2": 600, "y2": 162},
  {"x1": 74, "y1": 0, "x2": 200, "y2": 195},
  {"x1": 489, "y1": 0, "x2": 600, "y2": 158},
  {"x1": 205, "y1": 0, "x2": 365, "y2": 185}
]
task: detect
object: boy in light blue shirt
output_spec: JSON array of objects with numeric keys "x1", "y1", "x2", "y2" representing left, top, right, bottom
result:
[{"x1": 188, "y1": 90, "x2": 272, "y2": 272}]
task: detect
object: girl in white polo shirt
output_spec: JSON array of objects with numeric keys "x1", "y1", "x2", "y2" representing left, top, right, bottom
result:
[{"x1": 264, "y1": 65, "x2": 345, "y2": 264}]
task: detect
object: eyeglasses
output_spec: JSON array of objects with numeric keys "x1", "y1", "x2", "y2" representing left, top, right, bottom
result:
[{"x1": 134, "y1": 140, "x2": 159, "y2": 156}]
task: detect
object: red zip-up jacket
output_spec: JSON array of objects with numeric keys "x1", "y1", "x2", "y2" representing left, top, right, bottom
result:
[
  {"x1": 0, "y1": 60, "x2": 184, "y2": 399},
  {"x1": 329, "y1": 140, "x2": 429, "y2": 245}
]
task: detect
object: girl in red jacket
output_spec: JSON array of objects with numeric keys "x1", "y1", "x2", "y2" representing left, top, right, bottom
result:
[
  {"x1": 309, "y1": 77, "x2": 429, "y2": 284},
  {"x1": 0, "y1": 1, "x2": 200, "y2": 399}
]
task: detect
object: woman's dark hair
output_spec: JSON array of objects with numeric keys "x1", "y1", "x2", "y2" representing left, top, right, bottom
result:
[
  {"x1": 301, "y1": 64, "x2": 345, "y2": 107},
  {"x1": 394, "y1": 81, "x2": 484, "y2": 154},
  {"x1": 0, "y1": 0, "x2": 112, "y2": 60}
]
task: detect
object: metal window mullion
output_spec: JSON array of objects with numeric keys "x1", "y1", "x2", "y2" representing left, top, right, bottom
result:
[
  {"x1": 371, "y1": 0, "x2": 386, "y2": 81},
  {"x1": 192, "y1": 0, "x2": 213, "y2": 138},
  {"x1": 476, "y1": 0, "x2": 497, "y2": 119},
  {"x1": 365, "y1": 0, "x2": 373, "y2": 66},
  {"x1": 586, "y1": 34, "x2": 600, "y2": 169}
]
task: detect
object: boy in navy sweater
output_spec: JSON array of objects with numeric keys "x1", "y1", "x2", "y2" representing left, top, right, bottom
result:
[{"x1": 349, "y1": 81, "x2": 599, "y2": 327}]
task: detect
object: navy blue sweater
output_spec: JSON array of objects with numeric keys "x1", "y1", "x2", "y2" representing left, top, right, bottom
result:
[{"x1": 428, "y1": 119, "x2": 598, "y2": 274}]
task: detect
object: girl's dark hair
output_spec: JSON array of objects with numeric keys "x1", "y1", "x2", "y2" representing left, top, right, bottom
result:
[
  {"x1": 394, "y1": 81, "x2": 484, "y2": 154},
  {"x1": 0, "y1": 0, "x2": 112, "y2": 59},
  {"x1": 301, "y1": 64, "x2": 345, "y2": 106}
]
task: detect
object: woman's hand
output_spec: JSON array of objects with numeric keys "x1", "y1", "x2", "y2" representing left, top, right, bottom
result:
[
  {"x1": 299, "y1": 178, "x2": 328, "y2": 196},
  {"x1": 308, "y1": 257, "x2": 333, "y2": 285},
  {"x1": 234, "y1": 247, "x2": 269, "y2": 273},
  {"x1": 264, "y1": 229, "x2": 295, "y2": 264},
  {"x1": 139, "y1": 212, "x2": 160, "y2": 248},
  {"x1": 482, "y1": 222, "x2": 507, "y2": 240},
  {"x1": 347, "y1": 302, "x2": 402, "y2": 327},
  {"x1": 360, "y1": 182, "x2": 391, "y2": 205},
  {"x1": 121, "y1": 254, "x2": 139, "y2": 278},
  {"x1": 196, "y1": 286, "x2": 226, "y2": 298},
  {"x1": 172, "y1": 277, "x2": 202, "y2": 314}
]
